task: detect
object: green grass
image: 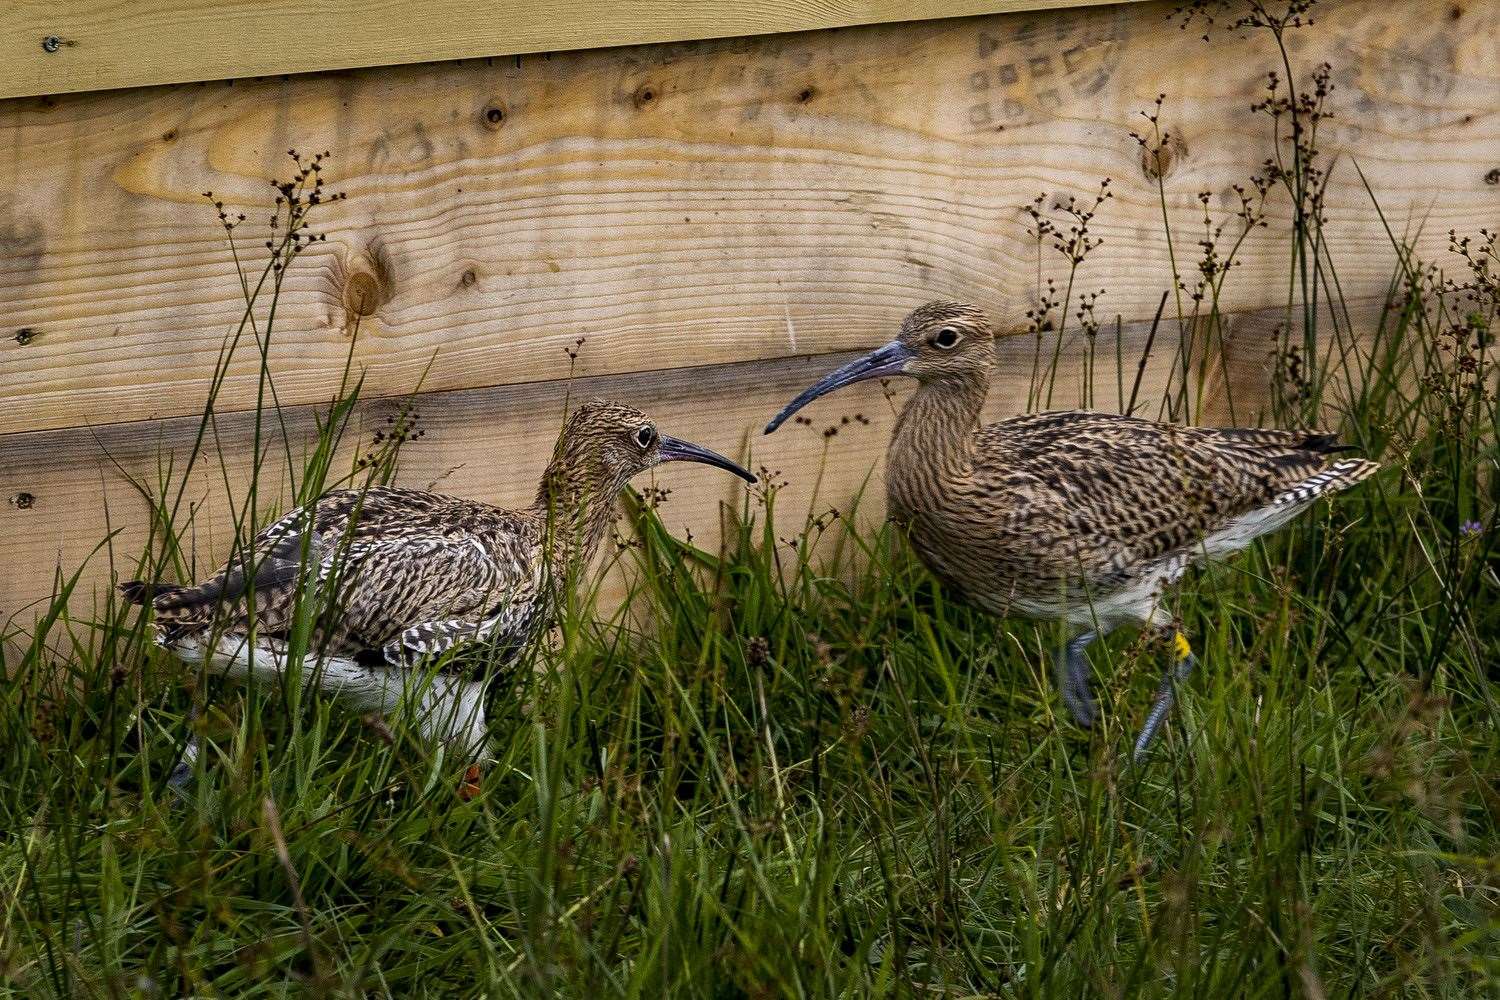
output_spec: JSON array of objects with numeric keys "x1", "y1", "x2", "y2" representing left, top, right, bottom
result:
[{"x1": 3, "y1": 50, "x2": 1499, "y2": 999}]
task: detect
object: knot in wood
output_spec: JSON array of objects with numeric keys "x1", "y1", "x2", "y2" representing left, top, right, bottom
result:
[
  {"x1": 344, "y1": 271, "x2": 383, "y2": 317},
  {"x1": 339, "y1": 242, "x2": 395, "y2": 325},
  {"x1": 1141, "y1": 133, "x2": 1186, "y2": 181}
]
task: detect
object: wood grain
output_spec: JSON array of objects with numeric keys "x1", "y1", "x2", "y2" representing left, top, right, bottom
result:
[
  {"x1": 7, "y1": 301, "x2": 1274, "y2": 625},
  {"x1": 2, "y1": 0, "x2": 1493, "y2": 438},
  {"x1": 0, "y1": 1, "x2": 1137, "y2": 100}
]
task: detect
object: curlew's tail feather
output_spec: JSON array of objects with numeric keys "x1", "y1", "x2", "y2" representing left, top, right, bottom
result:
[
  {"x1": 1272, "y1": 458, "x2": 1379, "y2": 507},
  {"x1": 1295, "y1": 431, "x2": 1358, "y2": 456},
  {"x1": 118, "y1": 578, "x2": 229, "y2": 619},
  {"x1": 119, "y1": 580, "x2": 183, "y2": 605},
  {"x1": 1193, "y1": 457, "x2": 1377, "y2": 562}
]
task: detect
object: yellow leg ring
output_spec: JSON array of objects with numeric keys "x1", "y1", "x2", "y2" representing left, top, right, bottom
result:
[{"x1": 1172, "y1": 632, "x2": 1194, "y2": 661}]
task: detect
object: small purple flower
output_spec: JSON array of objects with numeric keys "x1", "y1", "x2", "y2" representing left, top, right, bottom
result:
[{"x1": 1459, "y1": 519, "x2": 1483, "y2": 538}]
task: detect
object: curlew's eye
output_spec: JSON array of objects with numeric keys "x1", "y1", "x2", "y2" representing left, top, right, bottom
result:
[
  {"x1": 634, "y1": 425, "x2": 657, "y2": 449},
  {"x1": 932, "y1": 326, "x2": 961, "y2": 349}
]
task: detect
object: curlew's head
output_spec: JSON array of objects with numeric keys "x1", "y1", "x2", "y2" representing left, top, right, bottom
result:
[
  {"x1": 541, "y1": 398, "x2": 754, "y2": 502},
  {"x1": 764, "y1": 301, "x2": 993, "y2": 434}
]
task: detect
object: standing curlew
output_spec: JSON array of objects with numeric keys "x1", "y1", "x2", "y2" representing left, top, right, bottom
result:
[
  {"x1": 764, "y1": 301, "x2": 1377, "y2": 761},
  {"x1": 123, "y1": 398, "x2": 754, "y2": 789}
]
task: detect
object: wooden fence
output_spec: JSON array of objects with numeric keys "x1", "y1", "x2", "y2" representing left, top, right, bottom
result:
[{"x1": 2, "y1": 0, "x2": 1497, "y2": 622}]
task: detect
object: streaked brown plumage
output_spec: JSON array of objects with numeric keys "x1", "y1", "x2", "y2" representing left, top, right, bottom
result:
[
  {"x1": 124, "y1": 398, "x2": 754, "y2": 674},
  {"x1": 765, "y1": 301, "x2": 1378, "y2": 759}
]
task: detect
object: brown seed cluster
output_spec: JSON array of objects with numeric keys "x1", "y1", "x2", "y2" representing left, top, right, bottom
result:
[
  {"x1": 639, "y1": 484, "x2": 673, "y2": 510},
  {"x1": 1025, "y1": 178, "x2": 1112, "y2": 268},
  {"x1": 1173, "y1": 0, "x2": 1318, "y2": 41},
  {"x1": 357, "y1": 408, "x2": 427, "y2": 471},
  {"x1": 1250, "y1": 64, "x2": 1335, "y2": 231},
  {"x1": 1417, "y1": 228, "x2": 1498, "y2": 431},
  {"x1": 201, "y1": 150, "x2": 349, "y2": 288},
  {"x1": 817, "y1": 413, "x2": 870, "y2": 440},
  {"x1": 750, "y1": 465, "x2": 788, "y2": 508}
]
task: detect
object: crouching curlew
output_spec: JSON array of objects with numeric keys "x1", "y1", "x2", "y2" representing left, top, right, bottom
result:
[
  {"x1": 765, "y1": 301, "x2": 1377, "y2": 761},
  {"x1": 123, "y1": 398, "x2": 754, "y2": 792}
]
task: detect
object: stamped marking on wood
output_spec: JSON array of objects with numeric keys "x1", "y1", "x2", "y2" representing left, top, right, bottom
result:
[{"x1": 967, "y1": 7, "x2": 1126, "y2": 130}]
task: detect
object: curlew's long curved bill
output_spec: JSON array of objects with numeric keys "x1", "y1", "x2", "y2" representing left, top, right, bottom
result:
[
  {"x1": 657, "y1": 435, "x2": 756, "y2": 483},
  {"x1": 763, "y1": 340, "x2": 915, "y2": 434}
]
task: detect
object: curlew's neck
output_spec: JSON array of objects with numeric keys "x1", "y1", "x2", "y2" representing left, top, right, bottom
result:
[
  {"x1": 531, "y1": 463, "x2": 626, "y2": 574},
  {"x1": 886, "y1": 371, "x2": 989, "y2": 512}
]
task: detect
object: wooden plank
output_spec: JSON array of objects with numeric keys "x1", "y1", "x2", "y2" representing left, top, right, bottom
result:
[
  {"x1": 6, "y1": 303, "x2": 1257, "y2": 625},
  {"x1": 2, "y1": 0, "x2": 1493, "y2": 438},
  {"x1": 0, "y1": 1, "x2": 1138, "y2": 101}
]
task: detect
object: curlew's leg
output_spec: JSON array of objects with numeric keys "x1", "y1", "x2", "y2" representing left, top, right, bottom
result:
[
  {"x1": 1054, "y1": 631, "x2": 1099, "y2": 727},
  {"x1": 1132, "y1": 630, "x2": 1197, "y2": 762},
  {"x1": 167, "y1": 722, "x2": 201, "y2": 792}
]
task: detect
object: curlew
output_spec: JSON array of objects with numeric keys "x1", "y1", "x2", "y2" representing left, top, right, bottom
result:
[
  {"x1": 124, "y1": 398, "x2": 754, "y2": 789},
  {"x1": 764, "y1": 301, "x2": 1377, "y2": 761}
]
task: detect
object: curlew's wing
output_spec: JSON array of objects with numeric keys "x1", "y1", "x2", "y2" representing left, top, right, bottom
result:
[
  {"x1": 124, "y1": 487, "x2": 544, "y2": 664},
  {"x1": 974, "y1": 411, "x2": 1373, "y2": 581},
  {"x1": 323, "y1": 533, "x2": 542, "y2": 663}
]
